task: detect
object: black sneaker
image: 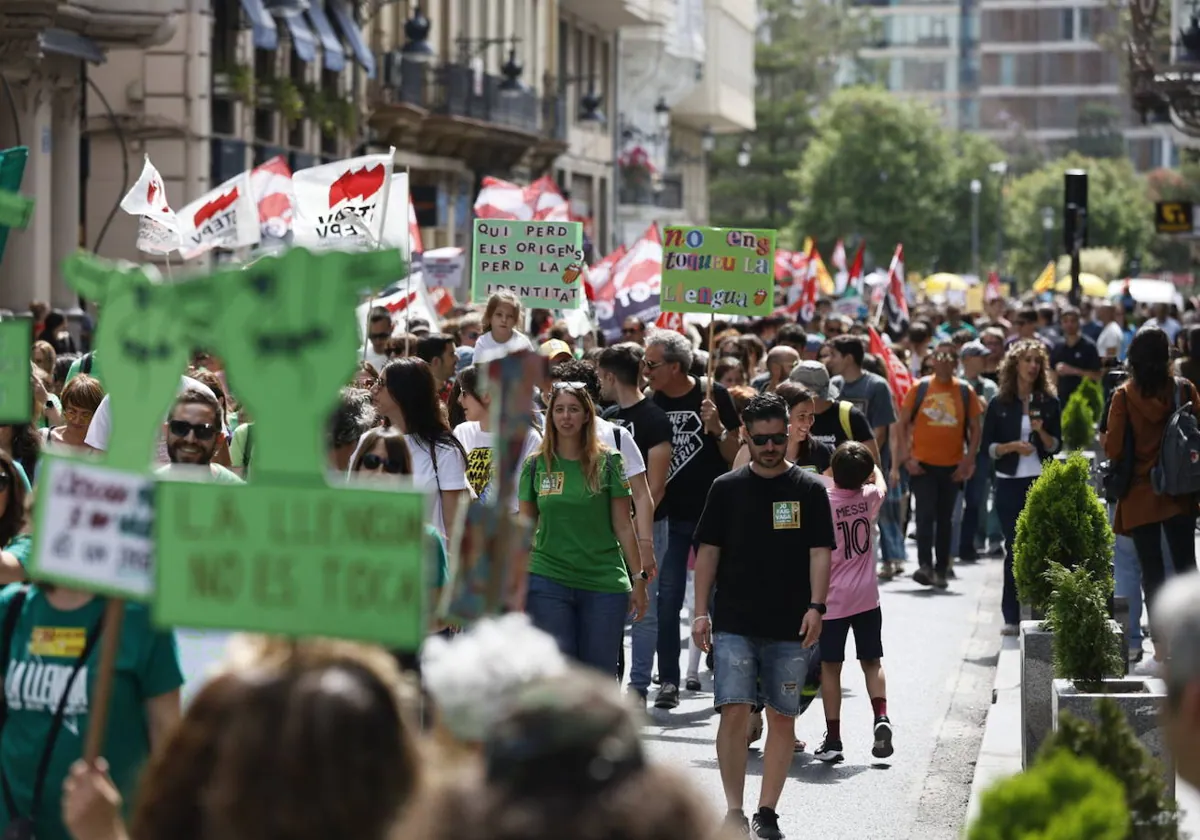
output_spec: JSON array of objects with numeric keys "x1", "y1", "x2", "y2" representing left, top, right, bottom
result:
[
  {"x1": 752, "y1": 807, "x2": 784, "y2": 840},
  {"x1": 724, "y1": 811, "x2": 751, "y2": 836},
  {"x1": 873, "y1": 715, "x2": 894, "y2": 759},
  {"x1": 912, "y1": 567, "x2": 934, "y2": 587},
  {"x1": 933, "y1": 572, "x2": 949, "y2": 590},
  {"x1": 685, "y1": 676, "x2": 702, "y2": 692},
  {"x1": 654, "y1": 683, "x2": 680, "y2": 709},
  {"x1": 814, "y1": 735, "x2": 844, "y2": 763}
]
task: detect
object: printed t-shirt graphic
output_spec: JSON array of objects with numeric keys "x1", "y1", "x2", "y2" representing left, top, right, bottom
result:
[
  {"x1": 652, "y1": 379, "x2": 740, "y2": 521},
  {"x1": 900, "y1": 377, "x2": 982, "y2": 467}
]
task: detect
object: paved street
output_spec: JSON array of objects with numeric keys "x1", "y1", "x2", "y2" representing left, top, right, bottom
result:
[{"x1": 636, "y1": 546, "x2": 1005, "y2": 840}]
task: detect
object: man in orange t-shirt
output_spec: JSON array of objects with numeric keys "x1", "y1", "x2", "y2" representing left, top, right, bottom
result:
[{"x1": 897, "y1": 341, "x2": 982, "y2": 590}]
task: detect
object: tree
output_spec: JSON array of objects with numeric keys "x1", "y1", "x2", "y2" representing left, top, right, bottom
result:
[
  {"x1": 791, "y1": 86, "x2": 956, "y2": 271},
  {"x1": 937, "y1": 132, "x2": 1009, "y2": 275},
  {"x1": 1002, "y1": 152, "x2": 1155, "y2": 288},
  {"x1": 708, "y1": 0, "x2": 873, "y2": 234}
]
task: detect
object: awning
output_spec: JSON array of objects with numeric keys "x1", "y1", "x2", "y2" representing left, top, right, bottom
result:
[
  {"x1": 239, "y1": 0, "x2": 279, "y2": 50},
  {"x1": 305, "y1": 3, "x2": 346, "y2": 73},
  {"x1": 281, "y1": 11, "x2": 317, "y2": 61},
  {"x1": 39, "y1": 28, "x2": 106, "y2": 64},
  {"x1": 327, "y1": 0, "x2": 375, "y2": 78}
]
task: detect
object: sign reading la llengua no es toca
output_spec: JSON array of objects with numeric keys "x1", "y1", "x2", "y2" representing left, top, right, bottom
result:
[
  {"x1": 471, "y1": 219, "x2": 585, "y2": 309},
  {"x1": 660, "y1": 226, "x2": 776, "y2": 318}
]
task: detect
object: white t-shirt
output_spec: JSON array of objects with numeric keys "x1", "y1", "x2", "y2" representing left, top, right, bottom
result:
[
  {"x1": 363, "y1": 346, "x2": 389, "y2": 374},
  {"x1": 84, "y1": 375, "x2": 218, "y2": 454},
  {"x1": 347, "y1": 431, "x2": 469, "y2": 537},
  {"x1": 472, "y1": 330, "x2": 535, "y2": 364},
  {"x1": 1096, "y1": 321, "x2": 1124, "y2": 361},
  {"x1": 453, "y1": 421, "x2": 543, "y2": 512},
  {"x1": 594, "y1": 416, "x2": 646, "y2": 479}
]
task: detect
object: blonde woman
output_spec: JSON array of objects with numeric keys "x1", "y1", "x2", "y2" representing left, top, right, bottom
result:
[{"x1": 517, "y1": 382, "x2": 647, "y2": 674}]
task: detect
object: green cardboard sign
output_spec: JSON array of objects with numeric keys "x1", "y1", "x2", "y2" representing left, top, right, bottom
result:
[
  {"x1": 153, "y1": 481, "x2": 427, "y2": 648},
  {"x1": 660, "y1": 226, "x2": 776, "y2": 317},
  {"x1": 471, "y1": 219, "x2": 584, "y2": 310},
  {"x1": 0, "y1": 147, "x2": 29, "y2": 267},
  {"x1": 0, "y1": 319, "x2": 32, "y2": 424},
  {"x1": 0, "y1": 189, "x2": 34, "y2": 230}
]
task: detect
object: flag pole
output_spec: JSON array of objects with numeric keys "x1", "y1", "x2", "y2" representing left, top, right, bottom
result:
[
  {"x1": 705, "y1": 314, "x2": 715, "y2": 401},
  {"x1": 402, "y1": 165, "x2": 412, "y2": 357}
]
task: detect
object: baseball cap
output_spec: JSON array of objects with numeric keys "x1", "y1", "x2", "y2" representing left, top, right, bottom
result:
[
  {"x1": 788, "y1": 360, "x2": 840, "y2": 401},
  {"x1": 539, "y1": 339, "x2": 573, "y2": 362},
  {"x1": 960, "y1": 340, "x2": 989, "y2": 359},
  {"x1": 455, "y1": 345, "x2": 475, "y2": 374},
  {"x1": 805, "y1": 334, "x2": 824, "y2": 354}
]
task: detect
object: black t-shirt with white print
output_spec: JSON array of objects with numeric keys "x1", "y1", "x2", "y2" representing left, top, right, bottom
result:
[
  {"x1": 609, "y1": 397, "x2": 674, "y2": 521},
  {"x1": 652, "y1": 378, "x2": 740, "y2": 522}
]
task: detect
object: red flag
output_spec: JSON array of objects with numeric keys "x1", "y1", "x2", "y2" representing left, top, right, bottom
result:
[
  {"x1": 656, "y1": 311, "x2": 685, "y2": 334},
  {"x1": 869, "y1": 325, "x2": 913, "y2": 403},
  {"x1": 881, "y1": 244, "x2": 909, "y2": 334},
  {"x1": 847, "y1": 241, "x2": 865, "y2": 296},
  {"x1": 985, "y1": 270, "x2": 1003, "y2": 303}
]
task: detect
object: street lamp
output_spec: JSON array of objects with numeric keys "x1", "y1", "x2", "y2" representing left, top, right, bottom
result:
[
  {"x1": 498, "y1": 39, "x2": 525, "y2": 96},
  {"x1": 400, "y1": 5, "x2": 435, "y2": 62},
  {"x1": 1041, "y1": 206, "x2": 1055, "y2": 262},
  {"x1": 989, "y1": 160, "x2": 1008, "y2": 272},
  {"x1": 701, "y1": 125, "x2": 715, "y2": 153},
  {"x1": 736, "y1": 140, "x2": 751, "y2": 168},
  {"x1": 970, "y1": 178, "x2": 982, "y2": 279},
  {"x1": 654, "y1": 97, "x2": 670, "y2": 131}
]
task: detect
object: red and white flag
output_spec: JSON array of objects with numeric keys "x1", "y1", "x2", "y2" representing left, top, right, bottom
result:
[
  {"x1": 292, "y1": 151, "x2": 398, "y2": 251},
  {"x1": 786, "y1": 243, "x2": 820, "y2": 320},
  {"x1": 655, "y1": 311, "x2": 685, "y2": 334},
  {"x1": 177, "y1": 171, "x2": 261, "y2": 259},
  {"x1": 250, "y1": 155, "x2": 296, "y2": 239},
  {"x1": 379, "y1": 172, "x2": 415, "y2": 258},
  {"x1": 594, "y1": 225, "x2": 662, "y2": 340},
  {"x1": 846, "y1": 241, "x2": 865, "y2": 297},
  {"x1": 474, "y1": 176, "x2": 533, "y2": 220},
  {"x1": 868, "y1": 325, "x2": 913, "y2": 403},
  {"x1": 357, "y1": 278, "x2": 440, "y2": 339},
  {"x1": 774, "y1": 249, "x2": 795, "y2": 285},
  {"x1": 408, "y1": 194, "x2": 424, "y2": 256},
  {"x1": 120, "y1": 155, "x2": 181, "y2": 254},
  {"x1": 528, "y1": 175, "x2": 570, "y2": 221},
  {"x1": 881, "y1": 244, "x2": 909, "y2": 335},
  {"x1": 985, "y1": 269, "x2": 1003, "y2": 303},
  {"x1": 831, "y1": 239, "x2": 848, "y2": 294}
]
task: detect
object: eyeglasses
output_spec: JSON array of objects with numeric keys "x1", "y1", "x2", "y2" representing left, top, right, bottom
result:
[
  {"x1": 749, "y1": 432, "x2": 788, "y2": 446},
  {"x1": 552, "y1": 381, "x2": 587, "y2": 391},
  {"x1": 933, "y1": 352, "x2": 957, "y2": 362},
  {"x1": 641, "y1": 358, "x2": 665, "y2": 370},
  {"x1": 63, "y1": 407, "x2": 94, "y2": 424},
  {"x1": 360, "y1": 453, "x2": 406, "y2": 473},
  {"x1": 167, "y1": 420, "x2": 218, "y2": 441},
  {"x1": 369, "y1": 332, "x2": 392, "y2": 341}
]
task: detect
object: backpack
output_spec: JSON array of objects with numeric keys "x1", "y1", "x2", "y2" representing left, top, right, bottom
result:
[
  {"x1": 908, "y1": 377, "x2": 972, "y2": 446},
  {"x1": 1151, "y1": 377, "x2": 1200, "y2": 497},
  {"x1": 837, "y1": 402, "x2": 854, "y2": 441}
]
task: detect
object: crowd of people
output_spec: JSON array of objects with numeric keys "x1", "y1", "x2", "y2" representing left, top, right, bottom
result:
[{"x1": 0, "y1": 282, "x2": 1199, "y2": 840}]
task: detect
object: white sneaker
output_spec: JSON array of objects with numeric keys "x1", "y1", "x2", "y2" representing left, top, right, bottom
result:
[{"x1": 1133, "y1": 656, "x2": 1164, "y2": 678}]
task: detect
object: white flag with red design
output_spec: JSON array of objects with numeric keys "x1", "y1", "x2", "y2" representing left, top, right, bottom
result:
[
  {"x1": 655, "y1": 311, "x2": 685, "y2": 334},
  {"x1": 408, "y1": 194, "x2": 424, "y2": 256},
  {"x1": 473, "y1": 174, "x2": 570, "y2": 221},
  {"x1": 120, "y1": 156, "x2": 181, "y2": 254},
  {"x1": 985, "y1": 269, "x2": 1003, "y2": 302},
  {"x1": 786, "y1": 244, "x2": 820, "y2": 320},
  {"x1": 357, "y1": 278, "x2": 440, "y2": 339},
  {"x1": 176, "y1": 171, "x2": 261, "y2": 259},
  {"x1": 593, "y1": 224, "x2": 662, "y2": 340},
  {"x1": 528, "y1": 175, "x2": 570, "y2": 221},
  {"x1": 831, "y1": 239, "x2": 848, "y2": 294},
  {"x1": 250, "y1": 155, "x2": 296, "y2": 239},
  {"x1": 881, "y1": 244, "x2": 909, "y2": 335},
  {"x1": 292, "y1": 151, "x2": 402, "y2": 252}
]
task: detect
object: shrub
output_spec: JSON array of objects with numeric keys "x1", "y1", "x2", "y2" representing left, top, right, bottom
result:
[
  {"x1": 1076, "y1": 377, "x2": 1105, "y2": 422},
  {"x1": 967, "y1": 749, "x2": 1130, "y2": 840},
  {"x1": 1013, "y1": 454, "x2": 1114, "y2": 612},
  {"x1": 1045, "y1": 563, "x2": 1124, "y2": 689},
  {"x1": 1062, "y1": 390, "x2": 1096, "y2": 452},
  {"x1": 1039, "y1": 701, "x2": 1180, "y2": 839}
]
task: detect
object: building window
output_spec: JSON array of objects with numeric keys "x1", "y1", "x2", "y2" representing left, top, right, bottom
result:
[
  {"x1": 999, "y1": 54, "x2": 1015, "y2": 86},
  {"x1": 1078, "y1": 8, "x2": 1094, "y2": 39},
  {"x1": 1060, "y1": 8, "x2": 1075, "y2": 40}
]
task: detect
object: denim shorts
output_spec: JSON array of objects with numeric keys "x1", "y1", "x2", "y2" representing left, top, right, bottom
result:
[{"x1": 712, "y1": 632, "x2": 814, "y2": 718}]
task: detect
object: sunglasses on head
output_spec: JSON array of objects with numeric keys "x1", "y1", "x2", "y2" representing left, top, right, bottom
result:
[
  {"x1": 167, "y1": 420, "x2": 218, "y2": 441},
  {"x1": 361, "y1": 453, "x2": 406, "y2": 473},
  {"x1": 749, "y1": 432, "x2": 788, "y2": 446},
  {"x1": 552, "y1": 381, "x2": 587, "y2": 392}
]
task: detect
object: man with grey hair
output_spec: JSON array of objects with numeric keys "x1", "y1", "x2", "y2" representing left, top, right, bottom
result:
[
  {"x1": 1152, "y1": 571, "x2": 1200, "y2": 789},
  {"x1": 645, "y1": 329, "x2": 741, "y2": 709},
  {"x1": 327, "y1": 387, "x2": 377, "y2": 473}
]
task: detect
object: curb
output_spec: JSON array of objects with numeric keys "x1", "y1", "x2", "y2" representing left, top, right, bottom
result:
[{"x1": 964, "y1": 633, "x2": 1021, "y2": 826}]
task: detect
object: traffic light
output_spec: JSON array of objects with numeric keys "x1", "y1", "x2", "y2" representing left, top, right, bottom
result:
[{"x1": 1063, "y1": 169, "x2": 1088, "y2": 253}]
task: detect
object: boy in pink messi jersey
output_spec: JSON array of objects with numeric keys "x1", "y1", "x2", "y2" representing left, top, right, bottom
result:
[{"x1": 813, "y1": 441, "x2": 893, "y2": 765}]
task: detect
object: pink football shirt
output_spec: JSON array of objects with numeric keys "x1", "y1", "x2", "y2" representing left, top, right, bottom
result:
[{"x1": 824, "y1": 479, "x2": 886, "y2": 620}]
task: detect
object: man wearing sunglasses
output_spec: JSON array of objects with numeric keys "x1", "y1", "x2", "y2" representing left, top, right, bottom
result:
[
  {"x1": 156, "y1": 389, "x2": 243, "y2": 484},
  {"x1": 363, "y1": 306, "x2": 394, "y2": 372}
]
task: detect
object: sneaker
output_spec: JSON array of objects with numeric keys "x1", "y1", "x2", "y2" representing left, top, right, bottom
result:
[
  {"x1": 752, "y1": 807, "x2": 784, "y2": 840},
  {"x1": 1133, "y1": 656, "x2": 1164, "y2": 678},
  {"x1": 747, "y1": 710, "x2": 764, "y2": 746},
  {"x1": 1000, "y1": 624, "x2": 1019, "y2": 637},
  {"x1": 984, "y1": 543, "x2": 1005, "y2": 558},
  {"x1": 912, "y1": 567, "x2": 934, "y2": 587},
  {"x1": 625, "y1": 685, "x2": 648, "y2": 704},
  {"x1": 872, "y1": 716, "x2": 894, "y2": 759},
  {"x1": 653, "y1": 683, "x2": 680, "y2": 709},
  {"x1": 878, "y1": 561, "x2": 896, "y2": 581},
  {"x1": 933, "y1": 572, "x2": 949, "y2": 590},
  {"x1": 814, "y1": 735, "x2": 844, "y2": 763},
  {"x1": 685, "y1": 676, "x2": 702, "y2": 692},
  {"x1": 723, "y1": 811, "x2": 751, "y2": 837},
  {"x1": 893, "y1": 562, "x2": 906, "y2": 577},
  {"x1": 1128, "y1": 647, "x2": 1145, "y2": 664}
]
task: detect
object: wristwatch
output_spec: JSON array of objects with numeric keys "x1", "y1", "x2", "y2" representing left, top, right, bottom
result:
[
  {"x1": 637, "y1": 570, "x2": 649, "y2": 581},
  {"x1": 809, "y1": 602, "x2": 827, "y2": 616},
  {"x1": 44, "y1": 400, "x2": 54, "y2": 411}
]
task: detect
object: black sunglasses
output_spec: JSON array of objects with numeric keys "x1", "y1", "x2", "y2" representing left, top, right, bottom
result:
[
  {"x1": 167, "y1": 420, "x2": 218, "y2": 441},
  {"x1": 749, "y1": 432, "x2": 788, "y2": 446},
  {"x1": 369, "y1": 332, "x2": 392, "y2": 341},
  {"x1": 361, "y1": 453, "x2": 406, "y2": 473}
]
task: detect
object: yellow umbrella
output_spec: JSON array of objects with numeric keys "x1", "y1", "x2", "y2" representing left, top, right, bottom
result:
[
  {"x1": 1053, "y1": 272, "x2": 1107, "y2": 297},
  {"x1": 923, "y1": 273, "x2": 968, "y2": 294}
]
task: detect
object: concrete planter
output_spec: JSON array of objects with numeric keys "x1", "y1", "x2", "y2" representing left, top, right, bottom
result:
[
  {"x1": 1020, "y1": 618, "x2": 1123, "y2": 769},
  {"x1": 1051, "y1": 677, "x2": 1172, "y2": 796}
]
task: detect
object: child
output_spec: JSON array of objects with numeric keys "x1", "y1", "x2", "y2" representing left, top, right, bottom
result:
[
  {"x1": 473, "y1": 290, "x2": 535, "y2": 364},
  {"x1": 814, "y1": 440, "x2": 893, "y2": 764}
]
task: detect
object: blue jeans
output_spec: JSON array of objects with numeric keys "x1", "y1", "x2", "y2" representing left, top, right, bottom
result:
[
  {"x1": 656, "y1": 518, "x2": 697, "y2": 687},
  {"x1": 952, "y1": 450, "x2": 990, "y2": 561},
  {"x1": 628, "y1": 517, "x2": 669, "y2": 694},
  {"x1": 994, "y1": 475, "x2": 1036, "y2": 625},
  {"x1": 712, "y1": 632, "x2": 814, "y2": 717},
  {"x1": 1110, "y1": 503, "x2": 1180, "y2": 653},
  {"x1": 878, "y1": 473, "x2": 906, "y2": 563},
  {"x1": 526, "y1": 573, "x2": 630, "y2": 674}
]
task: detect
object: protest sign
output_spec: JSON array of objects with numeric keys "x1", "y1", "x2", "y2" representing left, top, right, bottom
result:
[
  {"x1": 0, "y1": 319, "x2": 31, "y2": 424},
  {"x1": 0, "y1": 147, "x2": 28, "y2": 266},
  {"x1": 154, "y1": 481, "x2": 427, "y2": 648},
  {"x1": 423, "y1": 246, "x2": 466, "y2": 289},
  {"x1": 660, "y1": 226, "x2": 776, "y2": 318},
  {"x1": 470, "y1": 219, "x2": 584, "y2": 309},
  {"x1": 0, "y1": 188, "x2": 33, "y2": 230}
]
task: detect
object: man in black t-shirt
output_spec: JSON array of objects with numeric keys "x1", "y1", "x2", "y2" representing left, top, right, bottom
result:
[
  {"x1": 644, "y1": 330, "x2": 740, "y2": 710},
  {"x1": 1050, "y1": 306, "x2": 1101, "y2": 409},
  {"x1": 692, "y1": 393, "x2": 834, "y2": 839},
  {"x1": 598, "y1": 343, "x2": 675, "y2": 703}
]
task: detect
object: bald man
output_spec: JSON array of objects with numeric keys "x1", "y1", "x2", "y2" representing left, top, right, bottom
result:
[
  {"x1": 1153, "y1": 571, "x2": 1200, "y2": 790},
  {"x1": 751, "y1": 346, "x2": 801, "y2": 394}
]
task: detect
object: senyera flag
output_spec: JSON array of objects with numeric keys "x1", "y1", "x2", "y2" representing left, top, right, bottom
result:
[
  {"x1": 120, "y1": 155, "x2": 181, "y2": 254},
  {"x1": 592, "y1": 224, "x2": 662, "y2": 341},
  {"x1": 292, "y1": 150, "x2": 407, "y2": 252},
  {"x1": 176, "y1": 171, "x2": 260, "y2": 259},
  {"x1": 250, "y1": 155, "x2": 296, "y2": 239}
]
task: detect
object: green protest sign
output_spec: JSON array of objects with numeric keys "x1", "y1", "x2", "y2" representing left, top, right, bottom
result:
[
  {"x1": 471, "y1": 219, "x2": 584, "y2": 310},
  {"x1": 660, "y1": 226, "x2": 776, "y2": 317},
  {"x1": 0, "y1": 189, "x2": 34, "y2": 230},
  {"x1": 0, "y1": 147, "x2": 28, "y2": 267},
  {"x1": 0, "y1": 319, "x2": 31, "y2": 424},
  {"x1": 154, "y1": 481, "x2": 427, "y2": 648}
]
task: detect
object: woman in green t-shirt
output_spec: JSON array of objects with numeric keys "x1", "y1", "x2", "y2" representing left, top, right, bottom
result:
[
  {"x1": 517, "y1": 383, "x2": 647, "y2": 674},
  {"x1": 0, "y1": 451, "x2": 29, "y2": 586}
]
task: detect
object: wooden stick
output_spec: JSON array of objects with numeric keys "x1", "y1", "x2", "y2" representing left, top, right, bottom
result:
[
  {"x1": 705, "y1": 315, "x2": 716, "y2": 400},
  {"x1": 83, "y1": 599, "x2": 126, "y2": 763}
]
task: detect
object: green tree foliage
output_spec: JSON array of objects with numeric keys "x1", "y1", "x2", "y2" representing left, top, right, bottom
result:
[
  {"x1": 1069, "y1": 103, "x2": 1128, "y2": 160},
  {"x1": 1040, "y1": 702, "x2": 1180, "y2": 839},
  {"x1": 967, "y1": 750, "x2": 1130, "y2": 840},
  {"x1": 1003, "y1": 153, "x2": 1155, "y2": 289},
  {"x1": 1045, "y1": 563, "x2": 1124, "y2": 688},
  {"x1": 1062, "y1": 391, "x2": 1096, "y2": 452},
  {"x1": 708, "y1": 0, "x2": 872, "y2": 232},
  {"x1": 1076, "y1": 377, "x2": 1105, "y2": 422},
  {"x1": 936, "y1": 132, "x2": 1010, "y2": 275},
  {"x1": 1013, "y1": 455, "x2": 1114, "y2": 612}
]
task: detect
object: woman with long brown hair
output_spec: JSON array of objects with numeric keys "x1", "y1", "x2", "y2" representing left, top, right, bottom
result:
[
  {"x1": 516, "y1": 383, "x2": 647, "y2": 674},
  {"x1": 981, "y1": 339, "x2": 1062, "y2": 634}
]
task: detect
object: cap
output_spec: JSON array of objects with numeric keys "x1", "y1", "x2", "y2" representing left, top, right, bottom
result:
[
  {"x1": 539, "y1": 339, "x2": 573, "y2": 361},
  {"x1": 455, "y1": 345, "x2": 475, "y2": 374},
  {"x1": 805, "y1": 334, "x2": 824, "y2": 353},
  {"x1": 960, "y1": 340, "x2": 989, "y2": 359},
  {"x1": 788, "y1": 360, "x2": 840, "y2": 401}
]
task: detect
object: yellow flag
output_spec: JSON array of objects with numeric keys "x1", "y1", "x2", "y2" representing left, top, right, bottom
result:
[
  {"x1": 801, "y1": 237, "x2": 836, "y2": 295},
  {"x1": 1032, "y1": 261, "x2": 1056, "y2": 294}
]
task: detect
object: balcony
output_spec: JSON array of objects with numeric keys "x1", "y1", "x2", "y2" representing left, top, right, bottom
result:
[
  {"x1": 619, "y1": 174, "x2": 684, "y2": 209},
  {"x1": 558, "y1": 0, "x2": 657, "y2": 29},
  {"x1": 672, "y1": 0, "x2": 755, "y2": 132},
  {"x1": 0, "y1": 0, "x2": 180, "y2": 68}
]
